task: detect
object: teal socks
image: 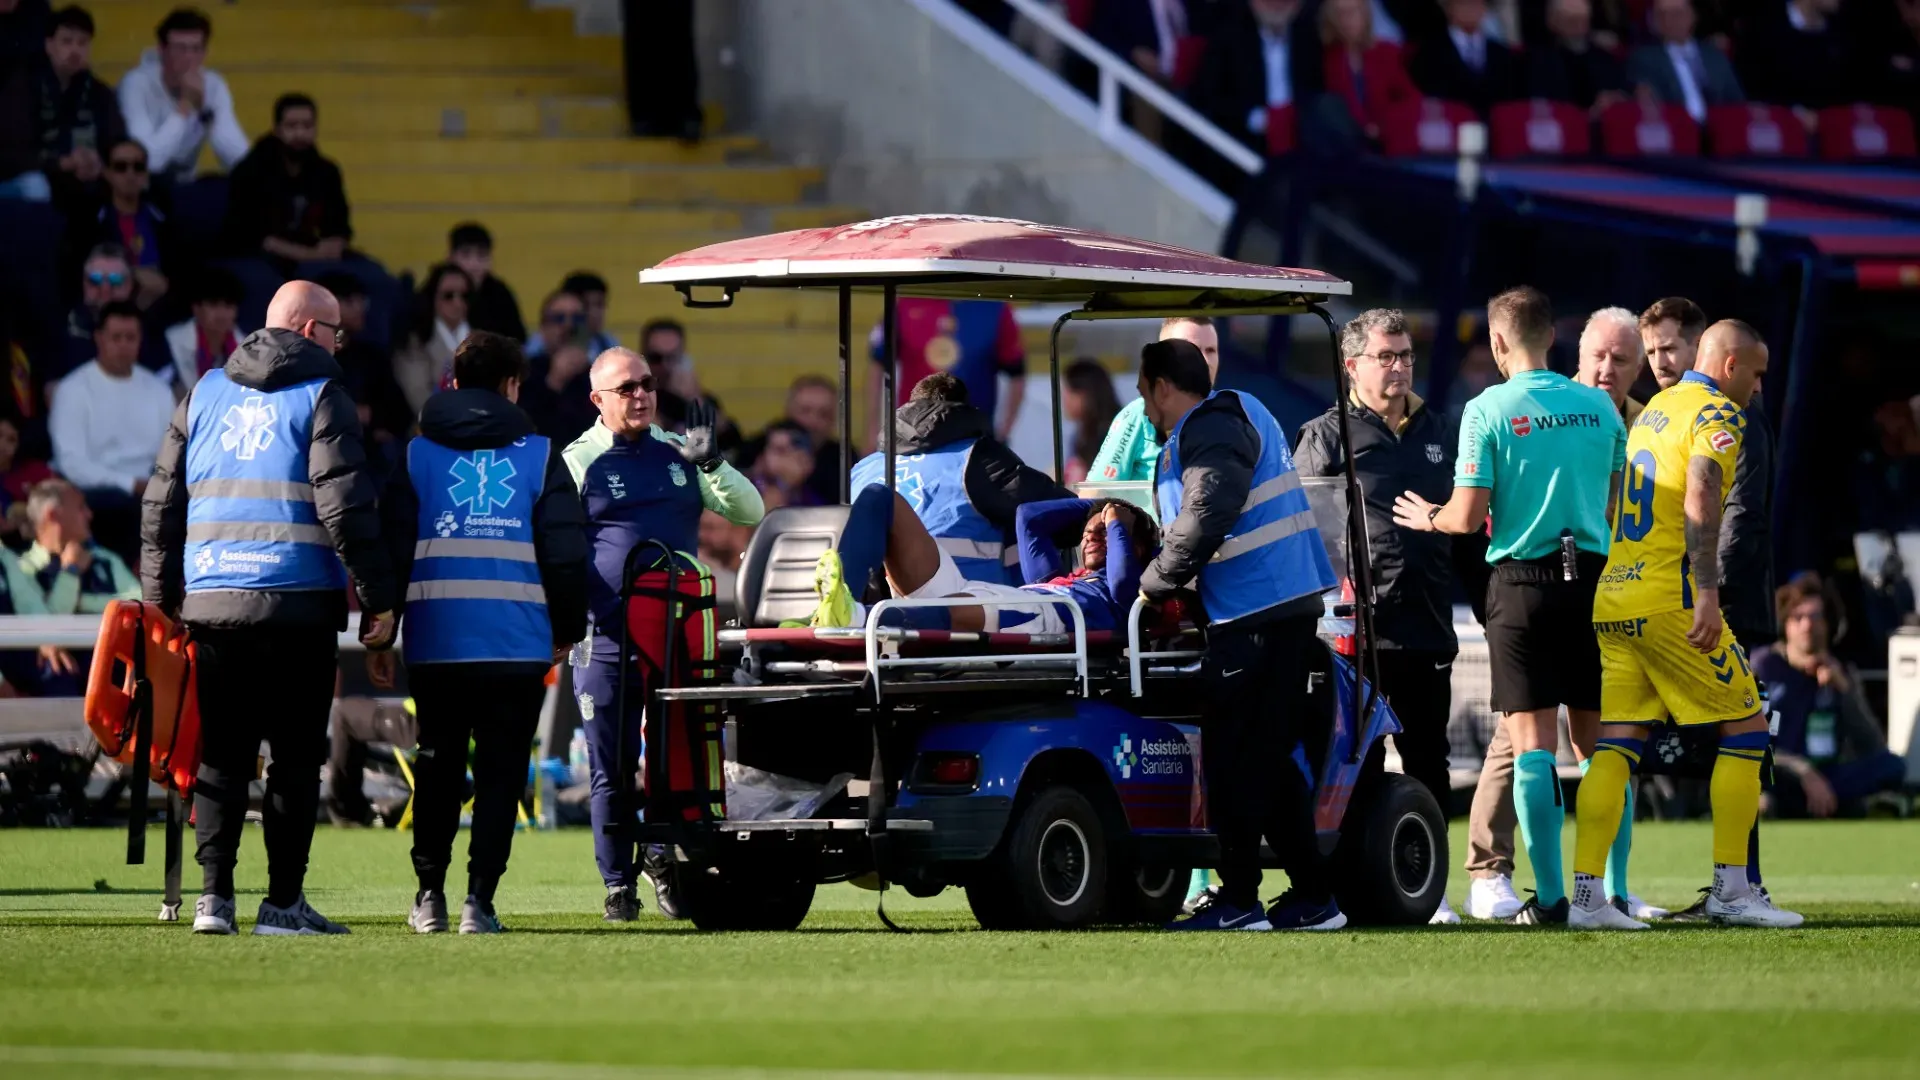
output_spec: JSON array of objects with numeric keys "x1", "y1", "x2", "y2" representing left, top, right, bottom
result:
[
  {"x1": 1578, "y1": 756, "x2": 1635, "y2": 899},
  {"x1": 1513, "y1": 749, "x2": 1566, "y2": 906},
  {"x1": 1187, "y1": 868, "x2": 1210, "y2": 900}
]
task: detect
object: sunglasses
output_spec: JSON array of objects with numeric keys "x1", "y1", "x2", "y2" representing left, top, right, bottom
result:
[
  {"x1": 309, "y1": 318, "x2": 348, "y2": 350},
  {"x1": 86, "y1": 270, "x2": 128, "y2": 287},
  {"x1": 593, "y1": 375, "x2": 656, "y2": 399},
  {"x1": 109, "y1": 159, "x2": 148, "y2": 174}
]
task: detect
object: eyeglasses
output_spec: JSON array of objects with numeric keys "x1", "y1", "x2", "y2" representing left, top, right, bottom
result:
[
  {"x1": 108, "y1": 160, "x2": 147, "y2": 174},
  {"x1": 1357, "y1": 349, "x2": 1416, "y2": 369},
  {"x1": 439, "y1": 290, "x2": 468, "y2": 302},
  {"x1": 309, "y1": 319, "x2": 348, "y2": 350},
  {"x1": 86, "y1": 270, "x2": 128, "y2": 287},
  {"x1": 593, "y1": 375, "x2": 657, "y2": 399}
]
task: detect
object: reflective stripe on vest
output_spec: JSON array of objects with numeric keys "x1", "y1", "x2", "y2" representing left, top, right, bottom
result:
[
  {"x1": 852, "y1": 438, "x2": 1017, "y2": 585},
  {"x1": 183, "y1": 369, "x2": 346, "y2": 593},
  {"x1": 404, "y1": 435, "x2": 553, "y2": 664},
  {"x1": 1154, "y1": 390, "x2": 1337, "y2": 625}
]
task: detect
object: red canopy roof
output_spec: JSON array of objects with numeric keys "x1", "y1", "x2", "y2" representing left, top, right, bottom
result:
[{"x1": 640, "y1": 215, "x2": 1349, "y2": 307}]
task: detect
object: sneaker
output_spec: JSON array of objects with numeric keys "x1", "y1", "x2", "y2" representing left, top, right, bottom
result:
[
  {"x1": 1614, "y1": 893, "x2": 1670, "y2": 921},
  {"x1": 192, "y1": 893, "x2": 236, "y2": 935},
  {"x1": 1428, "y1": 896, "x2": 1462, "y2": 925},
  {"x1": 1266, "y1": 889, "x2": 1348, "y2": 931},
  {"x1": 1570, "y1": 900, "x2": 1650, "y2": 930},
  {"x1": 809, "y1": 550, "x2": 855, "y2": 629},
  {"x1": 603, "y1": 884, "x2": 639, "y2": 923},
  {"x1": 642, "y1": 846, "x2": 684, "y2": 920},
  {"x1": 409, "y1": 890, "x2": 448, "y2": 934},
  {"x1": 1706, "y1": 886, "x2": 1804, "y2": 928},
  {"x1": 1468, "y1": 874, "x2": 1524, "y2": 920},
  {"x1": 460, "y1": 896, "x2": 505, "y2": 934},
  {"x1": 1508, "y1": 893, "x2": 1569, "y2": 925},
  {"x1": 1669, "y1": 886, "x2": 1714, "y2": 923},
  {"x1": 253, "y1": 895, "x2": 350, "y2": 936},
  {"x1": 1182, "y1": 885, "x2": 1220, "y2": 916},
  {"x1": 1165, "y1": 899, "x2": 1271, "y2": 931}
]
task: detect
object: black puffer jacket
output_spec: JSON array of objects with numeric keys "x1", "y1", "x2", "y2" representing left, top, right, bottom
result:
[
  {"x1": 142, "y1": 328, "x2": 395, "y2": 629},
  {"x1": 381, "y1": 388, "x2": 589, "y2": 672},
  {"x1": 886, "y1": 397, "x2": 1070, "y2": 532},
  {"x1": 1720, "y1": 391, "x2": 1776, "y2": 645}
]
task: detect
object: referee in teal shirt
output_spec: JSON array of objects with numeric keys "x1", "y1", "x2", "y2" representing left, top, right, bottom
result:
[{"x1": 1391, "y1": 287, "x2": 1626, "y2": 925}]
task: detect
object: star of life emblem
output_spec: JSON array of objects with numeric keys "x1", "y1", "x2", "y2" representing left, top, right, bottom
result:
[
  {"x1": 219, "y1": 395, "x2": 277, "y2": 460},
  {"x1": 449, "y1": 450, "x2": 518, "y2": 512}
]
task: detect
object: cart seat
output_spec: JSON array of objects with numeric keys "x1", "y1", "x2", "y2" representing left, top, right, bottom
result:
[{"x1": 736, "y1": 506, "x2": 851, "y2": 628}]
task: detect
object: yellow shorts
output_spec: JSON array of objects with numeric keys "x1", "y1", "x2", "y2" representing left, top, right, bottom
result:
[{"x1": 1594, "y1": 610, "x2": 1762, "y2": 726}]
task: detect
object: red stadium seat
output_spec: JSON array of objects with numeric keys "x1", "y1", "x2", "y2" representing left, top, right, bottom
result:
[
  {"x1": 1816, "y1": 104, "x2": 1918, "y2": 161},
  {"x1": 1706, "y1": 103, "x2": 1810, "y2": 158},
  {"x1": 1489, "y1": 100, "x2": 1591, "y2": 159},
  {"x1": 1265, "y1": 103, "x2": 1298, "y2": 156},
  {"x1": 1171, "y1": 35, "x2": 1207, "y2": 90},
  {"x1": 1064, "y1": 0, "x2": 1096, "y2": 29},
  {"x1": 1599, "y1": 101, "x2": 1700, "y2": 157},
  {"x1": 1377, "y1": 98, "x2": 1479, "y2": 157}
]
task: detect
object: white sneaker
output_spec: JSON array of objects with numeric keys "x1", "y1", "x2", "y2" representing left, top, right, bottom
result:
[
  {"x1": 1428, "y1": 896, "x2": 1462, "y2": 925},
  {"x1": 1706, "y1": 887, "x2": 1804, "y2": 928},
  {"x1": 1467, "y1": 875, "x2": 1524, "y2": 920},
  {"x1": 1615, "y1": 893, "x2": 1670, "y2": 921},
  {"x1": 1569, "y1": 900, "x2": 1650, "y2": 930}
]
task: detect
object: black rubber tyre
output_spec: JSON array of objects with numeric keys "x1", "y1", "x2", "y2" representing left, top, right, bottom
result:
[
  {"x1": 1331, "y1": 773, "x2": 1448, "y2": 926},
  {"x1": 964, "y1": 785, "x2": 1108, "y2": 930},
  {"x1": 1100, "y1": 863, "x2": 1188, "y2": 925},
  {"x1": 676, "y1": 864, "x2": 817, "y2": 931}
]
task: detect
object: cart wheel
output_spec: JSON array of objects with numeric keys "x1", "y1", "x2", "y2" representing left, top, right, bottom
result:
[
  {"x1": 677, "y1": 864, "x2": 817, "y2": 931},
  {"x1": 1331, "y1": 773, "x2": 1448, "y2": 926},
  {"x1": 1100, "y1": 863, "x2": 1187, "y2": 925},
  {"x1": 964, "y1": 785, "x2": 1107, "y2": 930}
]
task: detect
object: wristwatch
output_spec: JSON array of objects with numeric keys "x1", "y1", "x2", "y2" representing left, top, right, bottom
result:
[
  {"x1": 698, "y1": 457, "x2": 724, "y2": 474},
  {"x1": 1426, "y1": 505, "x2": 1442, "y2": 527}
]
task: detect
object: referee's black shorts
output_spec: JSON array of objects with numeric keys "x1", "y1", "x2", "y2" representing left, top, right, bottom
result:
[{"x1": 1484, "y1": 551, "x2": 1608, "y2": 714}]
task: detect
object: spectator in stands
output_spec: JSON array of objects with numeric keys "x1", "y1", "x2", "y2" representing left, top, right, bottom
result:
[
  {"x1": 48, "y1": 299, "x2": 171, "y2": 564},
  {"x1": 1191, "y1": 0, "x2": 1325, "y2": 157},
  {"x1": 1526, "y1": 0, "x2": 1627, "y2": 116},
  {"x1": 118, "y1": 7, "x2": 246, "y2": 187},
  {"x1": 1738, "y1": 0, "x2": 1858, "y2": 123},
  {"x1": 448, "y1": 222, "x2": 526, "y2": 342},
  {"x1": 94, "y1": 137, "x2": 171, "y2": 309},
  {"x1": 531, "y1": 272, "x2": 618, "y2": 358},
  {"x1": 1852, "y1": 396, "x2": 1920, "y2": 535},
  {"x1": 21, "y1": 476, "x2": 137, "y2": 613},
  {"x1": 515, "y1": 290, "x2": 597, "y2": 445},
  {"x1": 1626, "y1": 0, "x2": 1743, "y2": 126},
  {"x1": 696, "y1": 508, "x2": 748, "y2": 615},
  {"x1": 1062, "y1": 358, "x2": 1119, "y2": 487},
  {"x1": 318, "y1": 271, "x2": 410, "y2": 450},
  {"x1": 1320, "y1": 0, "x2": 1418, "y2": 145},
  {"x1": 1094, "y1": 0, "x2": 1190, "y2": 87},
  {"x1": 734, "y1": 374, "x2": 844, "y2": 504},
  {"x1": 1754, "y1": 574, "x2": 1911, "y2": 818},
  {"x1": 160, "y1": 266, "x2": 243, "y2": 392},
  {"x1": 57, "y1": 240, "x2": 131, "y2": 380},
  {"x1": 0, "y1": 0, "x2": 51, "y2": 201},
  {"x1": 746, "y1": 421, "x2": 822, "y2": 511},
  {"x1": 643, "y1": 317, "x2": 740, "y2": 452},
  {"x1": 0, "y1": 414, "x2": 53, "y2": 513},
  {"x1": 867, "y1": 299, "x2": 1024, "y2": 452},
  {"x1": 1409, "y1": 0, "x2": 1523, "y2": 116},
  {"x1": 34, "y1": 6, "x2": 121, "y2": 215},
  {"x1": 393, "y1": 263, "x2": 472, "y2": 417}
]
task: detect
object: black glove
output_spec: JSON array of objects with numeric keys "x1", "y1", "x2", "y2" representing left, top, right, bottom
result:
[{"x1": 676, "y1": 396, "x2": 722, "y2": 471}]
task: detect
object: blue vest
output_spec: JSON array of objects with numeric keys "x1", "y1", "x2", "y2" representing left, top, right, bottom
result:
[
  {"x1": 1154, "y1": 390, "x2": 1336, "y2": 625},
  {"x1": 851, "y1": 439, "x2": 1018, "y2": 585},
  {"x1": 184, "y1": 370, "x2": 346, "y2": 594},
  {"x1": 404, "y1": 436, "x2": 553, "y2": 665}
]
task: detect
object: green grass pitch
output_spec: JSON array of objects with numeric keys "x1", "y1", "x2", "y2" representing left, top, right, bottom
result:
[{"x1": 2, "y1": 820, "x2": 1917, "y2": 1079}]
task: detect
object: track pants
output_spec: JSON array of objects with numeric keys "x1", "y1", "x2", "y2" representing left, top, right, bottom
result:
[
  {"x1": 577, "y1": 645, "x2": 645, "y2": 889},
  {"x1": 1203, "y1": 613, "x2": 1330, "y2": 909},
  {"x1": 407, "y1": 666, "x2": 547, "y2": 903},
  {"x1": 191, "y1": 624, "x2": 339, "y2": 904},
  {"x1": 1366, "y1": 649, "x2": 1455, "y2": 817}
]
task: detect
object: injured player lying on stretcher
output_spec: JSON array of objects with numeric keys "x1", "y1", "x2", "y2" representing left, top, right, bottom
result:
[{"x1": 806, "y1": 486, "x2": 1157, "y2": 635}]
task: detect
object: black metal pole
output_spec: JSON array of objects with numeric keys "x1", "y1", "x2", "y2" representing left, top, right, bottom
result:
[
  {"x1": 838, "y1": 284, "x2": 853, "y2": 504},
  {"x1": 882, "y1": 284, "x2": 898, "y2": 494},
  {"x1": 1048, "y1": 310, "x2": 1072, "y2": 482}
]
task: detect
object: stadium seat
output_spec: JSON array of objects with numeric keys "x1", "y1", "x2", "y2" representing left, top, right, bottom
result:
[
  {"x1": 1264, "y1": 104, "x2": 1298, "y2": 157},
  {"x1": 1816, "y1": 104, "x2": 1918, "y2": 161},
  {"x1": 735, "y1": 505, "x2": 852, "y2": 628},
  {"x1": 1171, "y1": 35, "x2": 1208, "y2": 90},
  {"x1": 1489, "y1": 100, "x2": 1592, "y2": 159},
  {"x1": 1377, "y1": 98, "x2": 1479, "y2": 157},
  {"x1": 1706, "y1": 103, "x2": 1810, "y2": 158},
  {"x1": 1598, "y1": 101, "x2": 1700, "y2": 157},
  {"x1": 1064, "y1": 0, "x2": 1095, "y2": 29}
]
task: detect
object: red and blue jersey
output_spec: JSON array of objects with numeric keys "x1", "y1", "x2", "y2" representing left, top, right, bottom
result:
[
  {"x1": 871, "y1": 299, "x2": 1025, "y2": 418},
  {"x1": 1013, "y1": 498, "x2": 1142, "y2": 632}
]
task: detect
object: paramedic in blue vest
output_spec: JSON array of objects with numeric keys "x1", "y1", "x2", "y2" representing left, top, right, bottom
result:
[
  {"x1": 141, "y1": 280, "x2": 397, "y2": 937},
  {"x1": 850, "y1": 372, "x2": 1068, "y2": 587},
  {"x1": 369, "y1": 331, "x2": 589, "y2": 934},
  {"x1": 565, "y1": 346, "x2": 763, "y2": 922},
  {"x1": 1140, "y1": 339, "x2": 1346, "y2": 933}
]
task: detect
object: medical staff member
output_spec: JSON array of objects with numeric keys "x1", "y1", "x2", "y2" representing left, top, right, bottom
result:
[
  {"x1": 1089, "y1": 317, "x2": 1219, "y2": 482},
  {"x1": 1142, "y1": 339, "x2": 1343, "y2": 933},
  {"x1": 850, "y1": 372, "x2": 1065, "y2": 586},
  {"x1": 1392, "y1": 287, "x2": 1625, "y2": 926},
  {"x1": 371, "y1": 331, "x2": 589, "y2": 934},
  {"x1": 565, "y1": 347, "x2": 762, "y2": 922},
  {"x1": 142, "y1": 280, "x2": 396, "y2": 937}
]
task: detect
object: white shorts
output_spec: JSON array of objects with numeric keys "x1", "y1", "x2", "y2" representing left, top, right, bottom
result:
[{"x1": 904, "y1": 547, "x2": 1072, "y2": 635}]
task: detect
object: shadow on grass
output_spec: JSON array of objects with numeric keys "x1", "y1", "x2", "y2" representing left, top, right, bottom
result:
[{"x1": 0, "y1": 887, "x2": 166, "y2": 897}]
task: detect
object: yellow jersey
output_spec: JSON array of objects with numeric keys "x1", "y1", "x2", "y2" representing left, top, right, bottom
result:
[{"x1": 1593, "y1": 373, "x2": 1744, "y2": 621}]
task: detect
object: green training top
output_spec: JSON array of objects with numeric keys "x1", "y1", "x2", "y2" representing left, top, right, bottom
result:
[{"x1": 1454, "y1": 368, "x2": 1626, "y2": 563}]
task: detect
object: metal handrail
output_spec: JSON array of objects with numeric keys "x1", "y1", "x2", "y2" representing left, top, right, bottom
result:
[
  {"x1": 1125, "y1": 594, "x2": 1201, "y2": 697},
  {"x1": 999, "y1": 0, "x2": 1264, "y2": 176},
  {"x1": 864, "y1": 595, "x2": 1090, "y2": 702}
]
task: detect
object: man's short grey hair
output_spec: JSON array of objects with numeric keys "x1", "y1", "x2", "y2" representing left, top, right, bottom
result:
[
  {"x1": 1582, "y1": 306, "x2": 1639, "y2": 346},
  {"x1": 1340, "y1": 308, "x2": 1410, "y2": 360},
  {"x1": 26, "y1": 479, "x2": 76, "y2": 528}
]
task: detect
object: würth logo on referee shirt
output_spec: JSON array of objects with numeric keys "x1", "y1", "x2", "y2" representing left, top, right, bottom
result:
[{"x1": 1509, "y1": 415, "x2": 1532, "y2": 437}]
